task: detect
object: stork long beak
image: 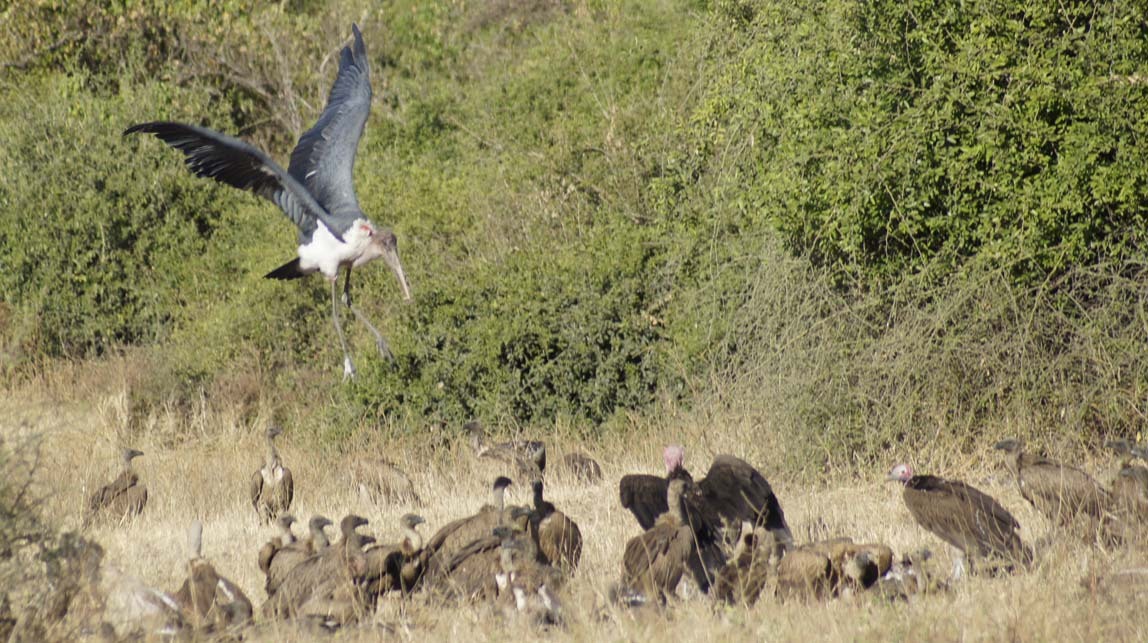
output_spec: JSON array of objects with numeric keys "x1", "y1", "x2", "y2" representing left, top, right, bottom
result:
[{"x1": 382, "y1": 244, "x2": 412, "y2": 301}]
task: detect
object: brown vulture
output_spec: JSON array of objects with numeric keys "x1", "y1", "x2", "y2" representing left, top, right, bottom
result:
[
  {"x1": 172, "y1": 521, "x2": 253, "y2": 631},
  {"x1": 620, "y1": 478, "x2": 695, "y2": 604},
  {"x1": 261, "y1": 515, "x2": 332, "y2": 597},
  {"x1": 619, "y1": 446, "x2": 791, "y2": 546},
  {"x1": 714, "y1": 524, "x2": 781, "y2": 606},
  {"x1": 425, "y1": 508, "x2": 533, "y2": 601},
  {"x1": 420, "y1": 476, "x2": 526, "y2": 582},
  {"x1": 85, "y1": 448, "x2": 148, "y2": 525},
  {"x1": 887, "y1": 464, "x2": 1031, "y2": 578},
  {"x1": 249, "y1": 426, "x2": 294, "y2": 523},
  {"x1": 618, "y1": 447, "x2": 730, "y2": 591},
  {"x1": 1106, "y1": 440, "x2": 1148, "y2": 525},
  {"x1": 350, "y1": 456, "x2": 421, "y2": 506},
  {"x1": 362, "y1": 513, "x2": 426, "y2": 599},
  {"x1": 995, "y1": 438, "x2": 1122, "y2": 544},
  {"x1": 560, "y1": 452, "x2": 602, "y2": 483},
  {"x1": 260, "y1": 515, "x2": 370, "y2": 622},
  {"x1": 466, "y1": 421, "x2": 546, "y2": 480},
  {"x1": 527, "y1": 480, "x2": 583, "y2": 574}
]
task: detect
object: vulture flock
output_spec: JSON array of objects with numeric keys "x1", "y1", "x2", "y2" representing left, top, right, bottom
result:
[{"x1": 49, "y1": 425, "x2": 1148, "y2": 638}]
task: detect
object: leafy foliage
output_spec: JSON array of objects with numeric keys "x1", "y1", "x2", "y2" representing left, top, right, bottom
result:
[{"x1": 3, "y1": 0, "x2": 1148, "y2": 462}]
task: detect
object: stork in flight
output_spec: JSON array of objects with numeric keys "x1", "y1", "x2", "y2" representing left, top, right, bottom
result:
[{"x1": 125, "y1": 24, "x2": 410, "y2": 380}]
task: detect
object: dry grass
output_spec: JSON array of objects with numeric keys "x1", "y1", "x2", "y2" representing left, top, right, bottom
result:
[{"x1": 3, "y1": 382, "x2": 1148, "y2": 642}]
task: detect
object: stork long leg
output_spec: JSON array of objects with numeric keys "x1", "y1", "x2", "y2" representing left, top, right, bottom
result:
[
  {"x1": 342, "y1": 267, "x2": 394, "y2": 362},
  {"x1": 331, "y1": 277, "x2": 356, "y2": 380}
]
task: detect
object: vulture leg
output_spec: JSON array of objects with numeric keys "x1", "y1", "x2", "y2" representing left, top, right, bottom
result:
[
  {"x1": 331, "y1": 277, "x2": 356, "y2": 380},
  {"x1": 342, "y1": 268, "x2": 394, "y2": 362},
  {"x1": 950, "y1": 549, "x2": 968, "y2": 581}
]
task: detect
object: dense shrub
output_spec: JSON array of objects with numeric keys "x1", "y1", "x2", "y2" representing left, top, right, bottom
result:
[
  {"x1": 668, "y1": 0, "x2": 1148, "y2": 283},
  {"x1": 4, "y1": 0, "x2": 1148, "y2": 458}
]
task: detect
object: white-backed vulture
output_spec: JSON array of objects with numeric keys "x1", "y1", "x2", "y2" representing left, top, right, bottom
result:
[
  {"x1": 350, "y1": 456, "x2": 422, "y2": 506},
  {"x1": 260, "y1": 515, "x2": 369, "y2": 622},
  {"x1": 421, "y1": 476, "x2": 523, "y2": 577},
  {"x1": 172, "y1": 521, "x2": 253, "y2": 631},
  {"x1": 258, "y1": 515, "x2": 298, "y2": 582},
  {"x1": 1106, "y1": 440, "x2": 1148, "y2": 525},
  {"x1": 496, "y1": 531, "x2": 565, "y2": 626},
  {"x1": 466, "y1": 421, "x2": 546, "y2": 480},
  {"x1": 995, "y1": 438, "x2": 1122, "y2": 544},
  {"x1": 620, "y1": 478, "x2": 694, "y2": 604},
  {"x1": 250, "y1": 426, "x2": 294, "y2": 523},
  {"x1": 560, "y1": 452, "x2": 602, "y2": 483},
  {"x1": 85, "y1": 448, "x2": 147, "y2": 525},
  {"x1": 888, "y1": 463, "x2": 1031, "y2": 577},
  {"x1": 430, "y1": 509, "x2": 533, "y2": 601},
  {"x1": 528, "y1": 480, "x2": 582, "y2": 574},
  {"x1": 775, "y1": 547, "x2": 834, "y2": 601},
  {"x1": 363, "y1": 513, "x2": 426, "y2": 598}
]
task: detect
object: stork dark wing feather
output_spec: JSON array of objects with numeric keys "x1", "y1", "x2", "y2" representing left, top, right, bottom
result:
[
  {"x1": 288, "y1": 23, "x2": 371, "y2": 229},
  {"x1": 124, "y1": 121, "x2": 338, "y2": 241},
  {"x1": 619, "y1": 474, "x2": 667, "y2": 530}
]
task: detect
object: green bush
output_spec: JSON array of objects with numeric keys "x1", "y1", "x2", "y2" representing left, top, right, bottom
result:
[
  {"x1": 341, "y1": 223, "x2": 666, "y2": 428},
  {"x1": 668, "y1": 0, "x2": 1148, "y2": 283}
]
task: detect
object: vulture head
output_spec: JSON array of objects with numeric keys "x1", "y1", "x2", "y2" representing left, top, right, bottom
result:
[
  {"x1": 886, "y1": 463, "x2": 913, "y2": 484},
  {"x1": 663, "y1": 445, "x2": 686, "y2": 474},
  {"x1": 993, "y1": 438, "x2": 1024, "y2": 455}
]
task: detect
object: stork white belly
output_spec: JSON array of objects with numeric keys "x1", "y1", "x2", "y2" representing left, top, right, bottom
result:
[{"x1": 297, "y1": 220, "x2": 376, "y2": 279}]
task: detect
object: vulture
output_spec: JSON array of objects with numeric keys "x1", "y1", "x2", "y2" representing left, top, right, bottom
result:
[
  {"x1": 619, "y1": 445, "x2": 793, "y2": 550},
  {"x1": 714, "y1": 524, "x2": 781, "y2": 606},
  {"x1": 260, "y1": 515, "x2": 370, "y2": 622},
  {"x1": 1106, "y1": 440, "x2": 1148, "y2": 525},
  {"x1": 496, "y1": 529, "x2": 565, "y2": 626},
  {"x1": 429, "y1": 509, "x2": 533, "y2": 601},
  {"x1": 259, "y1": 515, "x2": 335, "y2": 597},
  {"x1": 362, "y1": 513, "x2": 426, "y2": 598},
  {"x1": 421, "y1": 476, "x2": 523, "y2": 578},
  {"x1": 350, "y1": 456, "x2": 421, "y2": 506},
  {"x1": 85, "y1": 448, "x2": 148, "y2": 525},
  {"x1": 777, "y1": 538, "x2": 893, "y2": 600},
  {"x1": 172, "y1": 521, "x2": 252, "y2": 631},
  {"x1": 995, "y1": 438, "x2": 1121, "y2": 544},
  {"x1": 775, "y1": 548, "x2": 834, "y2": 601},
  {"x1": 466, "y1": 421, "x2": 546, "y2": 480},
  {"x1": 877, "y1": 549, "x2": 942, "y2": 601},
  {"x1": 250, "y1": 426, "x2": 294, "y2": 523},
  {"x1": 888, "y1": 463, "x2": 1031, "y2": 577},
  {"x1": 258, "y1": 515, "x2": 297, "y2": 582},
  {"x1": 620, "y1": 478, "x2": 695, "y2": 604},
  {"x1": 527, "y1": 480, "x2": 582, "y2": 574},
  {"x1": 560, "y1": 452, "x2": 602, "y2": 484}
]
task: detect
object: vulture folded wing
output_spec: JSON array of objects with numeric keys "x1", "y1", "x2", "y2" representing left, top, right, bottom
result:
[
  {"x1": 619, "y1": 474, "x2": 668, "y2": 530},
  {"x1": 249, "y1": 472, "x2": 264, "y2": 511},
  {"x1": 89, "y1": 471, "x2": 138, "y2": 512},
  {"x1": 904, "y1": 476, "x2": 1024, "y2": 558}
]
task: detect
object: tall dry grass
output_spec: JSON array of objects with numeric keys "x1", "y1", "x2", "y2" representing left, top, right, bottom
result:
[{"x1": 2, "y1": 378, "x2": 1148, "y2": 641}]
